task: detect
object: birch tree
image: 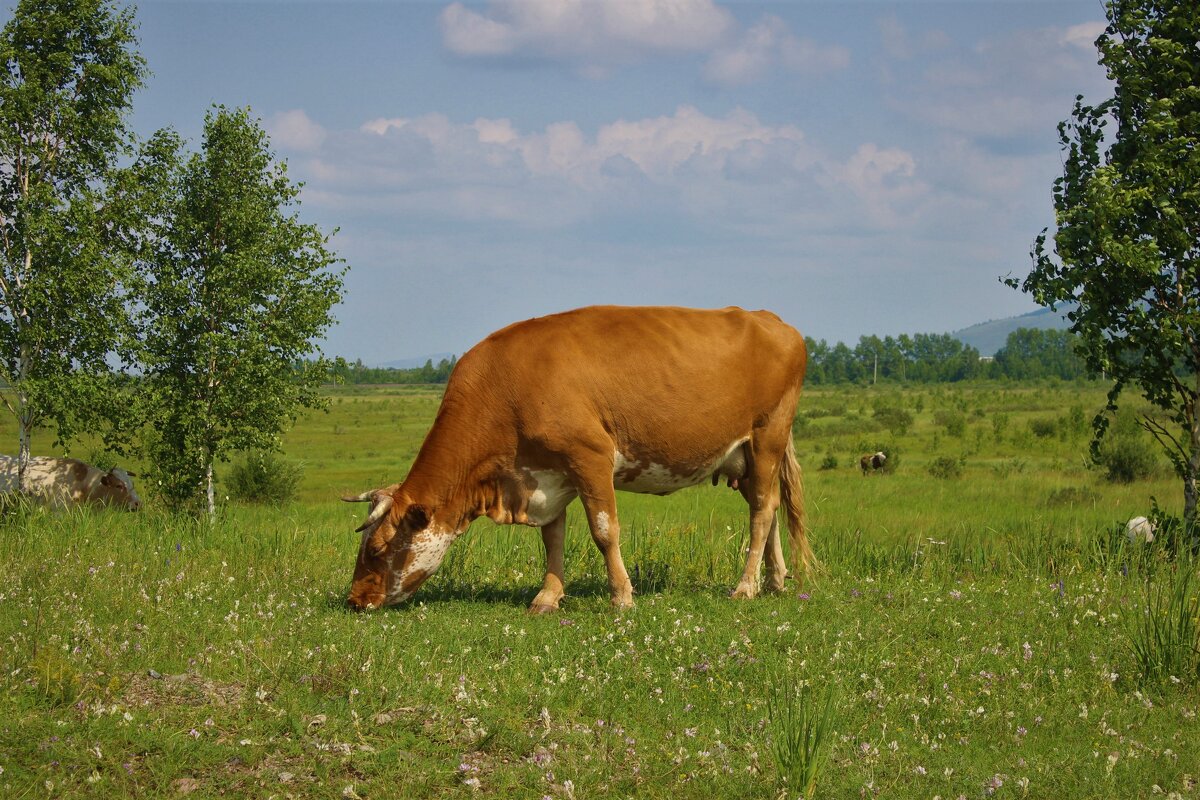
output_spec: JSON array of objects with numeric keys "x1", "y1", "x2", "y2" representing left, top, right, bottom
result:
[
  {"x1": 0, "y1": 0, "x2": 145, "y2": 489},
  {"x1": 139, "y1": 106, "x2": 344, "y2": 516}
]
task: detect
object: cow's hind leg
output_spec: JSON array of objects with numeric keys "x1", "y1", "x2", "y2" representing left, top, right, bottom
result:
[
  {"x1": 529, "y1": 511, "x2": 567, "y2": 614},
  {"x1": 731, "y1": 458, "x2": 782, "y2": 600},
  {"x1": 762, "y1": 516, "x2": 788, "y2": 593}
]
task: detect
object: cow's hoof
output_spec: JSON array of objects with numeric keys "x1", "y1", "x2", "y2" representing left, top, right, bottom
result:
[
  {"x1": 730, "y1": 585, "x2": 757, "y2": 600},
  {"x1": 528, "y1": 603, "x2": 559, "y2": 615},
  {"x1": 762, "y1": 581, "x2": 788, "y2": 595},
  {"x1": 611, "y1": 598, "x2": 635, "y2": 611}
]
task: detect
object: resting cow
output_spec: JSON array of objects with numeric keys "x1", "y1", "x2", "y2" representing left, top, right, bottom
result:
[
  {"x1": 0, "y1": 455, "x2": 142, "y2": 510},
  {"x1": 344, "y1": 305, "x2": 813, "y2": 611},
  {"x1": 860, "y1": 451, "x2": 887, "y2": 475}
]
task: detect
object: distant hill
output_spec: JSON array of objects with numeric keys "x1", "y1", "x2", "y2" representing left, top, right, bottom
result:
[
  {"x1": 378, "y1": 352, "x2": 456, "y2": 370},
  {"x1": 952, "y1": 306, "x2": 1073, "y2": 356}
]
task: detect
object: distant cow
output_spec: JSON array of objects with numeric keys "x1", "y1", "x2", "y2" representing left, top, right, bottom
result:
[
  {"x1": 0, "y1": 456, "x2": 142, "y2": 510},
  {"x1": 343, "y1": 305, "x2": 813, "y2": 612},
  {"x1": 1125, "y1": 515, "x2": 1155, "y2": 543},
  {"x1": 860, "y1": 451, "x2": 887, "y2": 475}
]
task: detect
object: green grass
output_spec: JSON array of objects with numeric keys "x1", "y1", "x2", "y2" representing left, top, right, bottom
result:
[{"x1": 1, "y1": 382, "x2": 1198, "y2": 798}]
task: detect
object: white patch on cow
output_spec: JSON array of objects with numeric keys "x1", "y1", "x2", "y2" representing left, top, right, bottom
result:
[
  {"x1": 526, "y1": 469, "x2": 576, "y2": 526},
  {"x1": 386, "y1": 528, "x2": 457, "y2": 605},
  {"x1": 612, "y1": 439, "x2": 749, "y2": 494},
  {"x1": 594, "y1": 510, "x2": 610, "y2": 539}
]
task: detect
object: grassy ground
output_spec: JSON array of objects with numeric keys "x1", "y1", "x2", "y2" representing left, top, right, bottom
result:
[{"x1": 1, "y1": 382, "x2": 1197, "y2": 799}]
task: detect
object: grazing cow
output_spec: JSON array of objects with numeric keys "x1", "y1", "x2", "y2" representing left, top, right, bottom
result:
[
  {"x1": 343, "y1": 305, "x2": 813, "y2": 612},
  {"x1": 0, "y1": 456, "x2": 142, "y2": 510},
  {"x1": 1125, "y1": 515, "x2": 1156, "y2": 543},
  {"x1": 859, "y1": 451, "x2": 887, "y2": 475}
]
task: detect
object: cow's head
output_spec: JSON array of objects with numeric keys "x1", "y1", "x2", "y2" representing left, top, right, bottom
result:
[
  {"x1": 97, "y1": 468, "x2": 142, "y2": 511},
  {"x1": 343, "y1": 485, "x2": 455, "y2": 610}
]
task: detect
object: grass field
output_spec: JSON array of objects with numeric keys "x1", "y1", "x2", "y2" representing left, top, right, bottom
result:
[{"x1": 1, "y1": 382, "x2": 1198, "y2": 799}]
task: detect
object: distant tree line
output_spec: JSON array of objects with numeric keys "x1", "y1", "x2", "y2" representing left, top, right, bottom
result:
[
  {"x1": 332, "y1": 356, "x2": 459, "y2": 385},
  {"x1": 326, "y1": 328, "x2": 1088, "y2": 388},
  {"x1": 805, "y1": 328, "x2": 1089, "y2": 385}
]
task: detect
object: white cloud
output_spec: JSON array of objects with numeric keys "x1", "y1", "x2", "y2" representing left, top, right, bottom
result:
[
  {"x1": 439, "y1": 1, "x2": 846, "y2": 86},
  {"x1": 276, "y1": 106, "x2": 932, "y2": 237},
  {"x1": 439, "y1": 0, "x2": 734, "y2": 65},
  {"x1": 704, "y1": 14, "x2": 849, "y2": 87},
  {"x1": 267, "y1": 109, "x2": 326, "y2": 152},
  {"x1": 1061, "y1": 21, "x2": 1106, "y2": 50},
  {"x1": 887, "y1": 19, "x2": 1110, "y2": 139}
]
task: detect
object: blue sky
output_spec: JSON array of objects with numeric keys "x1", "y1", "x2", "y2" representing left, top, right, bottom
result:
[{"x1": 124, "y1": 0, "x2": 1109, "y2": 365}]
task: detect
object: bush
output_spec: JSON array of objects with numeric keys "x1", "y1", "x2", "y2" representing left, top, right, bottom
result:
[
  {"x1": 819, "y1": 453, "x2": 838, "y2": 471},
  {"x1": 927, "y1": 456, "x2": 964, "y2": 480},
  {"x1": 1094, "y1": 435, "x2": 1158, "y2": 483},
  {"x1": 1029, "y1": 417, "x2": 1059, "y2": 438},
  {"x1": 873, "y1": 406, "x2": 913, "y2": 436},
  {"x1": 226, "y1": 451, "x2": 304, "y2": 505},
  {"x1": 934, "y1": 410, "x2": 966, "y2": 437}
]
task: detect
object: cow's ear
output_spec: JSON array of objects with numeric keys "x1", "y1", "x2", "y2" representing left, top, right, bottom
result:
[
  {"x1": 404, "y1": 504, "x2": 431, "y2": 531},
  {"x1": 100, "y1": 473, "x2": 117, "y2": 487}
]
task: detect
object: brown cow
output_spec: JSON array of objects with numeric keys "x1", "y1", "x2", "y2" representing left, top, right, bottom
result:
[
  {"x1": 343, "y1": 305, "x2": 813, "y2": 612},
  {"x1": 0, "y1": 455, "x2": 142, "y2": 510}
]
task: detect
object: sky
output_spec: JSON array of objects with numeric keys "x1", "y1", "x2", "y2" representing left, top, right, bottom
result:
[{"x1": 120, "y1": 0, "x2": 1111, "y2": 365}]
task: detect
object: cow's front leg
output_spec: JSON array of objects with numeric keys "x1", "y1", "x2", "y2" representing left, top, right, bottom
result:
[
  {"x1": 529, "y1": 512, "x2": 567, "y2": 614},
  {"x1": 576, "y1": 479, "x2": 633, "y2": 609}
]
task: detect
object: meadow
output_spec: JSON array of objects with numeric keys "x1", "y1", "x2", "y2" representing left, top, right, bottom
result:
[{"x1": 1, "y1": 382, "x2": 1198, "y2": 799}]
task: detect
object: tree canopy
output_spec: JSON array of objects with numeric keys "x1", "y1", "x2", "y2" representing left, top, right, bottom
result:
[
  {"x1": 1010, "y1": 0, "x2": 1200, "y2": 530},
  {"x1": 0, "y1": 0, "x2": 146, "y2": 487}
]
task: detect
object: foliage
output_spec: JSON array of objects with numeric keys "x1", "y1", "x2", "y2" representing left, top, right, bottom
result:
[
  {"x1": 1011, "y1": 0, "x2": 1200, "y2": 532},
  {"x1": 225, "y1": 450, "x2": 304, "y2": 505},
  {"x1": 1126, "y1": 563, "x2": 1200, "y2": 689},
  {"x1": 136, "y1": 107, "x2": 345, "y2": 515},
  {"x1": 0, "y1": 0, "x2": 147, "y2": 485},
  {"x1": 767, "y1": 680, "x2": 838, "y2": 800},
  {"x1": 805, "y1": 333, "x2": 982, "y2": 385},
  {"x1": 819, "y1": 452, "x2": 838, "y2": 471},
  {"x1": 873, "y1": 405, "x2": 913, "y2": 436},
  {"x1": 927, "y1": 456, "x2": 964, "y2": 480},
  {"x1": 1093, "y1": 411, "x2": 1160, "y2": 483},
  {"x1": 329, "y1": 355, "x2": 458, "y2": 385},
  {"x1": 993, "y1": 328, "x2": 1088, "y2": 380}
]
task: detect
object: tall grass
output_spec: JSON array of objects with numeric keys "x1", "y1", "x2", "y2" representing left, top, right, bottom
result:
[{"x1": 767, "y1": 679, "x2": 838, "y2": 799}]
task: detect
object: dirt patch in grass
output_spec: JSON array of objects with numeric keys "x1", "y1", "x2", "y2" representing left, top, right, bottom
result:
[{"x1": 122, "y1": 670, "x2": 246, "y2": 709}]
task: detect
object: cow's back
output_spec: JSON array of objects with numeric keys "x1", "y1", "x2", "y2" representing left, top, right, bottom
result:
[
  {"x1": 0, "y1": 456, "x2": 91, "y2": 506},
  {"x1": 452, "y1": 306, "x2": 807, "y2": 461}
]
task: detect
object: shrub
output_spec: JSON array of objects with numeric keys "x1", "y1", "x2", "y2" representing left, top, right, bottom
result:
[
  {"x1": 819, "y1": 453, "x2": 838, "y2": 471},
  {"x1": 1046, "y1": 486, "x2": 1099, "y2": 507},
  {"x1": 1029, "y1": 417, "x2": 1059, "y2": 438},
  {"x1": 226, "y1": 451, "x2": 304, "y2": 505},
  {"x1": 1094, "y1": 435, "x2": 1158, "y2": 483},
  {"x1": 873, "y1": 406, "x2": 913, "y2": 436},
  {"x1": 927, "y1": 456, "x2": 964, "y2": 479},
  {"x1": 934, "y1": 410, "x2": 966, "y2": 437}
]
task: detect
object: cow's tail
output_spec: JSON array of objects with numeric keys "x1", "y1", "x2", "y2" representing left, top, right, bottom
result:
[{"x1": 779, "y1": 437, "x2": 818, "y2": 583}]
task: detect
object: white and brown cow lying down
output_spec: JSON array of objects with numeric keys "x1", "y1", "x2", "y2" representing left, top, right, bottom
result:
[
  {"x1": 0, "y1": 455, "x2": 142, "y2": 510},
  {"x1": 860, "y1": 451, "x2": 887, "y2": 475},
  {"x1": 344, "y1": 305, "x2": 814, "y2": 612}
]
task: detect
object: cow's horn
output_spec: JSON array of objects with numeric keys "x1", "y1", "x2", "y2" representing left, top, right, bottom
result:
[
  {"x1": 342, "y1": 490, "x2": 378, "y2": 502},
  {"x1": 354, "y1": 495, "x2": 394, "y2": 533}
]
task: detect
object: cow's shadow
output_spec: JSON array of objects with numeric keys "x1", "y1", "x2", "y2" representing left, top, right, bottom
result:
[{"x1": 323, "y1": 574, "x2": 682, "y2": 613}]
